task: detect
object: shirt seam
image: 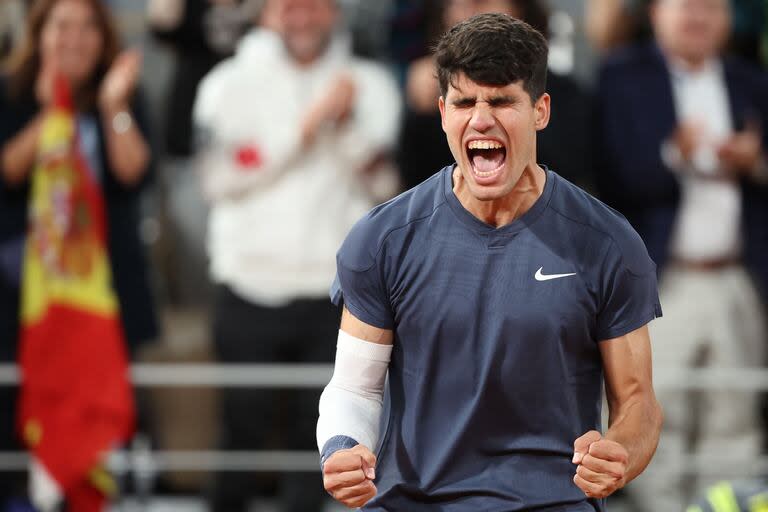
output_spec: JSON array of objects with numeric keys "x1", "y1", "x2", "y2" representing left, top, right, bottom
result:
[
  {"x1": 337, "y1": 185, "x2": 449, "y2": 327},
  {"x1": 548, "y1": 203, "x2": 657, "y2": 279},
  {"x1": 597, "y1": 309, "x2": 660, "y2": 342},
  {"x1": 346, "y1": 197, "x2": 449, "y2": 275}
]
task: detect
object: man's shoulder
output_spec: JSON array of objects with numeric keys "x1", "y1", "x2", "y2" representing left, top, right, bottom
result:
[
  {"x1": 195, "y1": 56, "x2": 240, "y2": 107},
  {"x1": 338, "y1": 169, "x2": 448, "y2": 272},
  {"x1": 723, "y1": 54, "x2": 768, "y2": 89},
  {"x1": 548, "y1": 174, "x2": 655, "y2": 275},
  {"x1": 197, "y1": 32, "x2": 283, "y2": 99},
  {"x1": 599, "y1": 43, "x2": 664, "y2": 79}
]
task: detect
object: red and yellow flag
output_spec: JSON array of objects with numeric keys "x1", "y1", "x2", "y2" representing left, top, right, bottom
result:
[{"x1": 17, "y1": 75, "x2": 135, "y2": 511}]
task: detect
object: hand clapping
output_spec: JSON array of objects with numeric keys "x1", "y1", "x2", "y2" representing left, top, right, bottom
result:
[{"x1": 99, "y1": 50, "x2": 142, "y2": 112}]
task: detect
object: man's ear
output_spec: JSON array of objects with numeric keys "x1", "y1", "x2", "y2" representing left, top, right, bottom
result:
[
  {"x1": 439, "y1": 95, "x2": 447, "y2": 133},
  {"x1": 534, "y1": 93, "x2": 551, "y2": 131}
]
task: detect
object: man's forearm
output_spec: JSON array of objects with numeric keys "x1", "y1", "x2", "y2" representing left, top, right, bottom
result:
[{"x1": 605, "y1": 395, "x2": 663, "y2": 483}]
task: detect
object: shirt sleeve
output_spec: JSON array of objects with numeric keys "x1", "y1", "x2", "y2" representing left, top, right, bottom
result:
[
  {"x1": 595, "y1": 238, "x2": 662, "y2": 341},
  {"x1": 192, "y1": 54, "x2": 303, "y2": 201},
  {"x1": 330, "y1": 231, "x2": 395, "y2": 330}
]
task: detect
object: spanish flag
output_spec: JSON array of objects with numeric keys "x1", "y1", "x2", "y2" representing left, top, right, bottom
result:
[{"x1": 17, "y1": 75, "x2": 135, "y2": 511}]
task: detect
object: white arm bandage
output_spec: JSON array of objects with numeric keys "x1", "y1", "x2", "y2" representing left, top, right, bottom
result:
[{"x1": 316, "y1": 330, "x2": 392, "y2": 453}]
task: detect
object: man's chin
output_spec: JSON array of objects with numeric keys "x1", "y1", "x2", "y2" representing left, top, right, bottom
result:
[{"x1": 284, "y1": 36, "x2": 329, "y2": 62}]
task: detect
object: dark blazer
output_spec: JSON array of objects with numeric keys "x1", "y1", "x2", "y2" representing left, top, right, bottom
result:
[
  {"x1": 0, "y1": 76, "x2": 158, "y2": 361},
  {"x1": 595, "y1": 43, "x2": 768, "y2": 301}
]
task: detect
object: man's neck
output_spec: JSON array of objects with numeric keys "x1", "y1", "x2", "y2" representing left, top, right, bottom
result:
[{"x1": 453, "y1": 163, "x2": 546, "y2": 228}]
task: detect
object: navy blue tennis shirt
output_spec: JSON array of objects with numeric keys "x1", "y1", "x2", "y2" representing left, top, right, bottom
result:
[{"x1": 330, "y1": 166, "x2": 662, "y2": 511}]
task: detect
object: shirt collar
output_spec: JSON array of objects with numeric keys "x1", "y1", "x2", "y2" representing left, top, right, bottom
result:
[{"x1": 667, "y1": 56, "x2": 723, "y2": 81}]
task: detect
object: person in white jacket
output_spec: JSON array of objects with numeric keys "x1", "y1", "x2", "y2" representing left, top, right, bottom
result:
[{"x1": 192, "y1": 0, "x2": 401, "y2": 510}]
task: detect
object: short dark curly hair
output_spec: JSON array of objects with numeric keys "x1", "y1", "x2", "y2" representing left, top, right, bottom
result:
[{"x1": 434, "y1": 13, "x2": 549, "y2": 103}]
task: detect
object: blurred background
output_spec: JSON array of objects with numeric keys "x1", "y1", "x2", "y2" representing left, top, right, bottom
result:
[{"x1": 0, "y1": 0, "x2": 767, "y2": 511}]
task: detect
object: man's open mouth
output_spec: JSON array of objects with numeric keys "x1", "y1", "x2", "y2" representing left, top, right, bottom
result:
[{"x1": 466, "y1": 139, "x2": 507, "y2": 178}]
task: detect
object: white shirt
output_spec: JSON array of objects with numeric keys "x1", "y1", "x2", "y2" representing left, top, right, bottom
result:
[
  {"x1": 194, "y1": 30, "x2": 402, "y2": 305},
  {"x1": 666, "y1": 58, "x2": 742, "y2": 261}
]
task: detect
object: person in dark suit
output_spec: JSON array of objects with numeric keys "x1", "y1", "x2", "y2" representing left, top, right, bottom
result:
[
  {"x1": 0, "y1": 0, "x2": 158, "y2": 505},
  {"x1": 596, "y1": 0, "x2": 768, "y2": 509}
]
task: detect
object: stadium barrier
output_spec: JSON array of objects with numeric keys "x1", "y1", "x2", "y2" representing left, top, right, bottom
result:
[{"x1": 0, "y1": 364, "x2": 765, "y2": 475}]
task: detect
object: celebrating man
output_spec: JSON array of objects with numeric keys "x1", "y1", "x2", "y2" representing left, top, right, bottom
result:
[{"x1": 318, "y1": 13, "x2": 664, "y2": 511}]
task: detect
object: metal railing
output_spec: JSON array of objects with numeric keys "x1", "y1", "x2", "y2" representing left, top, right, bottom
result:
[
  {"x1": 0, "y1": 364, "x2": 766, "y2": 475},
  {"x1": 1, "y1": 363, "x2": 767, "y2": 389}
]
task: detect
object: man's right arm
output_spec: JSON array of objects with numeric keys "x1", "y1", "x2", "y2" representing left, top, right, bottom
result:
[
  {"x1": 339, "y1": 306, "x2": 393, "y2": 345},
  {"x1": 318, "y1": 307, "x2": 393, "y2": 508}
]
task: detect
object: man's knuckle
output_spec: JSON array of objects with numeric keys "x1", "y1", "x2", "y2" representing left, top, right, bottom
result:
[{"x1": 582, "y1": 454, "x2": 598, "y2": 468}]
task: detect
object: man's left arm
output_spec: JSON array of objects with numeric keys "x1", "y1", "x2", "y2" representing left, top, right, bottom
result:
[
  {"x1": 572, "y1": 324, "x2": 663, "y2": 499},
  {"x1": 334, "y1": 64, "x2": 402, "y2": 174}
]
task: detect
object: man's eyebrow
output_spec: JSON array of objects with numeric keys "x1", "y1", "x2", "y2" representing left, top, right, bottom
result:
[
  {"x1": 487, "y1": 95, "x2": 517, "y2": 105},
  {"x1": 450, "y1": 95, "x2": 476, "y2": 105}
]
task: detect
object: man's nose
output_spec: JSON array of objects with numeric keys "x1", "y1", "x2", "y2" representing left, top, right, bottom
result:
[{"x1": 469, "y1": 104, "x2": 495, "y2": 132}]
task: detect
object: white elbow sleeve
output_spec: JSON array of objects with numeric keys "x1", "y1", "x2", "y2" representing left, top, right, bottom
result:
[{"x1": 316, "y1": 330, "x2": 392, "y2": 453}]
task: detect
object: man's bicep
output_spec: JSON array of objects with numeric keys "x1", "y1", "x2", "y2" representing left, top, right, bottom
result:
[
  {"x1": 340, "y1": 307, "x2": 393, "y2": 346},
  {"x1": 599, "y1": 324, "x2": 655, "y2": 406}
]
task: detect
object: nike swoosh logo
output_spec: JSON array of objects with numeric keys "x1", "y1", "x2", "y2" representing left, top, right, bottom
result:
[{"x1": 535, "y1": 267, "x2": 577, "y2": 281}]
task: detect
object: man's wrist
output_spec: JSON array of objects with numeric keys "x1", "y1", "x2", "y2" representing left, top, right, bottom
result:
[
  {"x1": 101, "y1": 103, "x2": 130, "y2": 119},
  {"x1": 320, "y1": 435, "x2": 360, "y2": 468},
  {"x1": 101, "y1": 106, "x2": 132, "y2": 134}
]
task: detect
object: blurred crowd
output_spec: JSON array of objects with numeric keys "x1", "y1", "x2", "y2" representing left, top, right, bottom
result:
[{"x1": 0, "y1": 0, "x2": 767, "y2": 511}]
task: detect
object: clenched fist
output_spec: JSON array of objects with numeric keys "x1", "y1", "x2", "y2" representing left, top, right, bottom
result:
[
  {"x1": 572, "y1": 430, "x2": 628, "y2": 499},
  {"x1": 323, "y1": 444, "x2": 377, "y2": 509}
]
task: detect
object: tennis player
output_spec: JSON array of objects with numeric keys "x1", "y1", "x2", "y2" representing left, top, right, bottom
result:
[{"x1": 317, "y1": 13, "x2": 664, "y2": 511}]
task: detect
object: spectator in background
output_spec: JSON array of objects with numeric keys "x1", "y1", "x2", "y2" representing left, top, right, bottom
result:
[
  {"x1": 147, "y1": 0, "x2": 255, "y2": 305},
  {"x1": 193, "y1": 0, "x2": 401, "y2": 509},
  {"x1": 596, "y1": 0, "x2": 768, "y2": 509},
  {"x1": 0, "y1": 0, "x2": 158, "y2": 507},
  {"x1": 398, "y1": 0, "x2": 593, "y2": 191},
  {"x1": 148, "y1": 0, "x2": 254, "y2": 158},
  {"x1": 586, "y1": 0, "x2": 767, "y2": 67}
]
